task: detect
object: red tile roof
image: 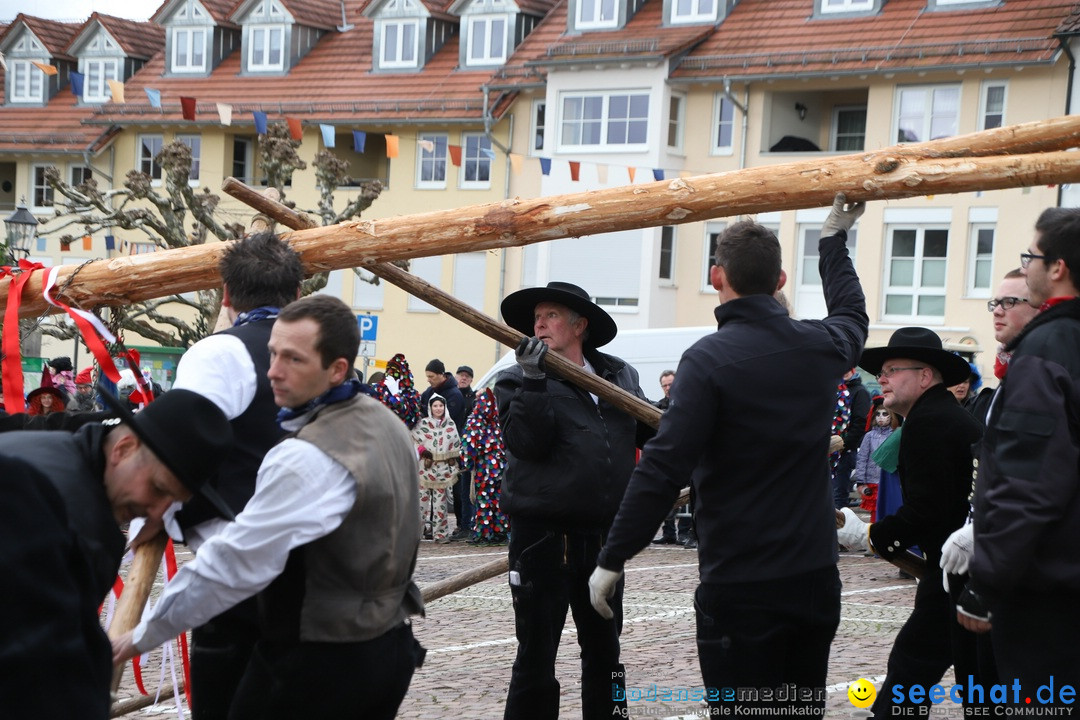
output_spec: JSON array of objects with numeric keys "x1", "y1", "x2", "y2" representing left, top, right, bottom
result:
[
  {"x1": 1056, "y1": 3, "x2": 1080, "y2": 34},
  {"x1": 674, "y1": 0, "x2": 1077, "y2": 81},
  {"x1": 0, "y1": 15, "x2": 80, "y2": 60},
  {"x1": 70, "y1": 14, "x2": 166, "y2": 60},
  {"x1": 242, "y1": 0, "x2": 344, "y2": 30},
  {"x1": 151, "y1": 0, "x2": 240, "y2": 29},
  {"x1": 0, "y1": 88, "x2": 117, "y2": 154}
]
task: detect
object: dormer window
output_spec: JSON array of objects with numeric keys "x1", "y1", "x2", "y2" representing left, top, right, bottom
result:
[
  {"x1": 820, "y1": 0, "x2": 873, "y2": 12},
  {"x1": 172, "y1": 27, "x2": 207, "y2": 72},
  {"x1": 249, "y1": 25, "x2": 285, "y2": 70},
  {"x1": 9, "y1": 60, "x2": 45, "y2": 103},
  {"x1": 382, "y1": 20, "x2": 419, "y2": 68},
  {"x1": 467, "y1": 15, "x2": 507, "y2": 65},
  {"x1": 82, "y1": 59, "x2": 120, "y2": 103},
  {"x1": 578, "y1": 0, "x2": 617, "y2": 29},
  {"x1": 671, "y1": 0, "x2": 716, "y2": 24}
]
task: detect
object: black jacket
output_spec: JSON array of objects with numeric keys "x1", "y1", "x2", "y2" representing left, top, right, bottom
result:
[
  {"x1": 972, "y1": 297, "x2": 1080, "y2": 601},
  {"x1": 421, "y1": 374, "x2": 467, "y2": 432},
  {"x1": 495, "y1": 348, "x2": 650, "y2": 529},
  {"x1": 598, "y1": 232, "x2": 868, "y2": 583},
  {"x1": 842, "y1": 373, "x2": 872, "y2": 452}
]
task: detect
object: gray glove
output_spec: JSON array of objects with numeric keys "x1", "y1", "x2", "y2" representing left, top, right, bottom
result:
[
  {"x1": 515, "y1": 336, "x2": 548, "y2": 380},
  {"x1": 588, "y1": 566, "x2": 623, "y2": 620},
  {"x1": 820, "y1": 192, "x2": 866, "y2": 238}
]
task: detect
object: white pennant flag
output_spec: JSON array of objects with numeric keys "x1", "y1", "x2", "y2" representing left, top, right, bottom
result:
[{"x1": 217, "y1": 102, "x2": 233, "y2": 126}]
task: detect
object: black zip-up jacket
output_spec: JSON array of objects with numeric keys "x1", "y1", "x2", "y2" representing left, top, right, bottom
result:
[
  {"x1": 495, "y1": 349, "x2": 651, "y2": 530},
  {"x1": 597, "y1": 232, "x2": 867, "y2": 583}
]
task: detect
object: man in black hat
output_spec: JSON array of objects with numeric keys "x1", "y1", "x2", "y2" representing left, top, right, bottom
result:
[
  {"x1": 589, "y1": 194, "x2": 867, "y2": 716},
  {"x1": 0, "y1": 389, "x2": 233, "y2": 720},
  {"x1": 839, "y1": 326, "x2": 984, "y2": 716},
  {"x1": 495, "y1": 280, "x2": 650, "y2": 720}
]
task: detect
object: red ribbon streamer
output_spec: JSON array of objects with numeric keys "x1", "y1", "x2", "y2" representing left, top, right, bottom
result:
[
  {"x1": 2, "y1": 260, "x2": 44, "y2": 413},
  {"x1": 162, "y1": 540, "x2": 192, "y2": 707}
]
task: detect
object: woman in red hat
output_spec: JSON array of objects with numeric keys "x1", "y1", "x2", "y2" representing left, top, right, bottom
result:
[{"x1": 26, "y1": 386, "x2": 66, "y2": 416}]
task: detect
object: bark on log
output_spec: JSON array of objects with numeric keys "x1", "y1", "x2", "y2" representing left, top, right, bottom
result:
[
  {"x1": 108, "y1": 534, "x2": 168, "y2": 695},
  {"x1": 8, "y1": 118, "x2": 1080, "y2": 317},
  {"x1": 421, "y1": 556, "x2": 510, "y2": 604},
  {"x1": 111, "y1": 681, "x2": 182, "y2": 717}
]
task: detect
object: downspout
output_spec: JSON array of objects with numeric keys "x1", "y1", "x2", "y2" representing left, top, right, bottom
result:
[
  {"x1": 722, "y1": 78, "x2": 749, "y2": 171},
  {"x1": 1056, "y1": 34, "x2": 1075, "y2": 208},
  {"x1": 482, "y1": 83, "x2": 514, "y2": 363}
]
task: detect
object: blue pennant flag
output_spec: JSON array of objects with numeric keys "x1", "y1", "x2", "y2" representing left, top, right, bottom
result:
[
  {"x1": 144, "y1": 87, "x2": 161, "y2": 108},
  {"x1": 35, "y1": 237, "x2": 47, "y2": 252},
  {"x1": 70, "y1": 71, "x2": 84, "y2": 96},
  {"x1": 539, "y1": 157, "x2": 551, "y2": 176},
  {"x1": 652, "y1": 168, "x2": 664, "y2": 181},
  {"x1": 253, "y1": 110, "x2": 268, "y2": 135},
  {"x1": 320, "y1": 124, "x2": 335, "y2": 148},
  {"x1": 352, "y1": 130, "x2": 366, "y2": 153},
  {"x1": 104, "y1": 234, "x2": 116, "y2": 250},
  {"x1": 481, "y1": 148, "x2": 496, "y2": 160}
]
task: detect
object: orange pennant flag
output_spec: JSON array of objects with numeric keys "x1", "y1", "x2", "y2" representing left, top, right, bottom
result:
[
  {"x1": 385, "y1": 135, "x2": 400, "y2": 158},
  {"x1": 32, "y1": 61, "x2": 58, "y2": 76},
  {"x1": 107, "y1": 80, "x2": 125, "y2": 103},
  {"x1": 627, "y1": 166, "x2": 636, "y2": 183},
  {"x1": 82, "y1": 235, "x2": 93, "y2": 251},
  {"x1": 448, "y1": 145, "x2": 462, "y2": 167},
  {"x1": 568, "y1": 161, "x2": 580, "y2": 182},
  {"x1": 286, "y1": 117, "x2": 303, "y2": 141},
  {"x1": 509, "y1": 153, "x2": 523, "y2": 174}
]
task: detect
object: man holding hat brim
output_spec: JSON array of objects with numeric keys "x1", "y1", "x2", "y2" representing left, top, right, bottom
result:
[
  {"x1": 495, "y1": 280, "x2": 649, "y2": 720},
  {"x1": 0, "y1": 389, "x2": 233, "y2": 720},
  {"x1": 839, "y1": 327, "x2": 985, "y2": 715}
]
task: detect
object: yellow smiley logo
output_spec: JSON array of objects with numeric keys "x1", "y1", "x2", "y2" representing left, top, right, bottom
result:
[{"x1": 847, "y1": 678, "x2": 876, "y2": 708}]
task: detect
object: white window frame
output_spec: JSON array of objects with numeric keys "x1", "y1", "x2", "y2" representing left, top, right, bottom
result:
[
  {"x1": 667, "y1": 94, "x2": 685, "y2": 151},
  {"x1": 712, "y1": 93, "x2": 735, "y2": 155},
  {"x1": 558, "y1": 91, "x2": 650, "y2": 151},
  {"x1": 702, "y1": 221, "x2": 725, "y2": 291},
  {"x1": 883, "y1": 224, "x2": 950, "y2": 322},
  {"x1": 31, "y1": 164, "x2": 54, "y2": 211},
  {"x1": 352, "y1": 267, "x2": 385, "y2": 310},
  {"x1": 966, "y1": 223, "x2": 995, "y2": 298},
  {"x1": 670, "y1": 0, "x2": 716, "y2": 24},
  {"x1": 416, "y1": 133, "x2": 448, "y2": 189},
  {"x1": 452, "y1": 252, "x2": 487, "y2": 310},
  {"x1": 248, "y1": 25, "x2": 286, "y2": 71},
  {"x1": 172, "y1": 27, "x2": 207, "y2": 73},
  {"x1": 81, "y1": 58, "x2": 119, "y2": 103},
  {"x1": 795, "y1": 219, "x2": 858, "y2": 318},
  {"x1": 466, "y1": 15, "x2": 507, "y2": 66},
  {"x1": 176, "y1": 134, "x2": 202, "y2": 185},
  {"x1": 530, "y1": 100, "x2": 546, "y2": 156},
  {"x1": 820, "y1": 0, "x2": 873, "y2": 12},
  {"x1": 381, "y1": 20, "x2": 420, "y2": 68},
  {"x1": 460, "y1": 133, "x2": 493, "y2": 189},
  {"x1": 232, "y1": 136, "x2": 255, "y2": 183},
  {"x1": 10, "y1": 59, "x2": 45, "y2": 103},
  {"x1": 69, "y1": 164, "x2": 92, "y2": 187},
  {"x1": 138, "y1": 134, "x2": 164, "y2": 184},
  {"x1": 659, "y1": 226, "x2": 676, "y2": 285},
  {"x1": 979, "y1": 80, "x2": 1007, "y2": 131},
  {"x1": 577, "y1": 0, "x2": 617, "y2": 29},
  {"x1": 895, "y1": 84, "x2": 960, "y2": 144},
  {"x1": 830, "y1": 105, "x2": 867, "y2": 152},
  {"x1": 408, "y1": 256, "x2": 442, "y2": 312}
]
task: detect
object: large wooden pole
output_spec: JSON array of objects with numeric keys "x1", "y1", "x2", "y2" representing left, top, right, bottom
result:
[
  {"x1": 107, "y1": 534, "x2": 169, "y2": 695},
  {"x1": 10, "y1": 118, "x2": 1080, "y2": 317}
]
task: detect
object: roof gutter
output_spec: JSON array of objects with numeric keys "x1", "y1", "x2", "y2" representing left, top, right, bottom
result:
[
  {"x1": 1055, "y1": 32, "x2": 1076, "y2": 208},
  {"x1": 481, "y1": 84, "x2": 511, "y2": 155},
  {"x1": 668, "y1": 59, "x2": 1057, "y2": 86}
]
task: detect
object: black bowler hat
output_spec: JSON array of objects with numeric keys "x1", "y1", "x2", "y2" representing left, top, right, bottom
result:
[
  {"x1": 859, "y1": 327, "x2": 972, "y2": 387},
  {"x1": 500, "y1": 282, "x2": 617, "y2": 348},
  {"x1": 100, "y1": 389, "x2": 236, "y2": 520}
]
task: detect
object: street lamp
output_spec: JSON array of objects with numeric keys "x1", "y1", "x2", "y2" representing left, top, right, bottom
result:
[{"x1": 4, "y1": 197, "x2": 37, "y2": 262}]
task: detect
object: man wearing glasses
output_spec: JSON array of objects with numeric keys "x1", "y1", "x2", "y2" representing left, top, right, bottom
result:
[
  {"x1": 959, "y1": 208, "x2": 1080, "y2": 705},
  {"x1": 837, "y1": 327, "x2": 984, "y2": 716}
]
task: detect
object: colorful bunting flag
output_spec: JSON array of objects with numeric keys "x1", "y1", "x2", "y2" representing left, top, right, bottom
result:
[
  {"x1": 597, "y1": 164, "x2": 608, "y2": 184},
  {"x1": 568, "y1": 161, "x2": 580, "y2": 182},
  {"x1": 32, "y1": 61, "x2": 57, "y2": 76},
  {"x1": 320, "y1": 124, "x2": 335, "y2": 147},
  {"x1": 35, "y1": 237, "x2": 47, "y2": 252},
  {"x1": 509, "y1": 153, "x2": 523, "y2": 174},
  {"x1": 145, "y1": 88, "x2": 161, "y2": 108},
  {"x1": 82, "y1": 235, "x2": 93, "y2": 251},
  {"x1": 286, "y1": 117, "x2": 303, "y2": 141},
  {"x1": 217, "y1": 102, "x2": 232, "y2": 126},
  {"x1": 353, "y1": 130, "x2": 367, "y2": 153},
  {"x1": 652, "y1": 168, "x2": 664, "y2": 181},
  {"x1": 385, "y1": 135, "x2": 399, "y2": 158},
  {"x1": 70, "y1": 71, "x2": 84, "y2": 96},
  {"x1": 627, "y1": 166, "x2": 636, "y2": 183},
  {"x1": 180, "y1": 96, "x2": 197, "y2": 121},
  {"x1": 253, "y1": 111, "x2": 268, "y2": 135},
  {"x1": 481, "y1": 148, "x2": 496, "y2": 160},
  {"x1": 104, "y1": 235, "x2": 115, "y2": 250},
  {"x1": 448, "y1": 145, "x2": 462, "y2": 167},
  {"x1": 539, "y1": 158, "x2": 551, "y2": 176},
  {"x1": 418, "y1": 139, "x2": 434, "y2": 153},
  {"x1": 107, "y1": 80, "x2": 124, "y2": 103}
]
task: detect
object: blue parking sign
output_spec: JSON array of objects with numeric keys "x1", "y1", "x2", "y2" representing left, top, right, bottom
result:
[{"x1": 357, "y1": 314, "x2": 378, "y2": 341}]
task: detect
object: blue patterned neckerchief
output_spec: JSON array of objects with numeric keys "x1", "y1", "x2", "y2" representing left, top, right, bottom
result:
[
  {"x1": 233, "y1": 305, "x2": 280, "y2": 327},
  {"x1": 276, "y1": 378, "x2": 364, "y2": 431}
]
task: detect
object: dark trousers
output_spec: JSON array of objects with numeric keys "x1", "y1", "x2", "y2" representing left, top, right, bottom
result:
[
  {"x1": 832, "y1": 450, "x2": 856, "y2": 509},
  {"x1": 228, "y1": 623, "x2": 418, "y2": 720},
  {"x1": 872, "y1": 566, "x2": 985, "y2": 715},
  {"x1": 190, "y1": 597, "x2": 260, "y2": 720},
  {"x1": 695, "y1": 565, "x2": 840, "y2": 713},
  {"x1": 991, "y1": 590, "x2": 1080, "y2": 708},
  {"x1": 503, "y1": 523, "x2": 627, "y2": 720},
  {"x1": 457, "y1": 470, "x2": 474, "y2": 531}
]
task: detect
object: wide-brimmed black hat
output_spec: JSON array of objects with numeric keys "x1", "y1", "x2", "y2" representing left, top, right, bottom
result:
[
  {"x1": 859, "y1": 327, "x2": 971, "y2": 387},
  {"x1": 500, "y1": 282, "x2": 617, "y2": 348},
  {"x1": 100, "y1": 388, "x2": 236, "y2": 520}
]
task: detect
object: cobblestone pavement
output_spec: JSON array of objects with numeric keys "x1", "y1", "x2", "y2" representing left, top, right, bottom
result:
[{"x1": 113, "y1": 535, "x2": 962, "y2": 719}]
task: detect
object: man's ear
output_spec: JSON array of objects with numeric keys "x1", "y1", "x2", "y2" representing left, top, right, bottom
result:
[
  {"x1": 575, "y1": 315, "x2": 589, "y2": 339},
  {"x1": 329, "y1": 357, "x2": 351, "y2": 385},
  {"x1": 222, "y1": 285, "x2": 233, "y2": 309},
  {"x1": 776, "y1": 269, "x2": 787, "y2": 293},
  {"x1": 710, "y1": 264, "x2": 726, "y2": 293},
  {"x1": 108, "y1": 431, "x2": 138, "y2": 466}
]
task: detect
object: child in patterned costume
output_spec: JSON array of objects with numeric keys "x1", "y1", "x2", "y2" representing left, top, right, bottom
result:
[
  {"x1": 412, "y1": 394, "x2": 461, "y2": 542},
  {"x1": 461, "y1": 388, "x2": 509, "y2": 545}
]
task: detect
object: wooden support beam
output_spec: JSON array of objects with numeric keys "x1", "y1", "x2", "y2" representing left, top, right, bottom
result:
[{"x1": 107, "y1": 534, "x2": 168, "y2": 696}]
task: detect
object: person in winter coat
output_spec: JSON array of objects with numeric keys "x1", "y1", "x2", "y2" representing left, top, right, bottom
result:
[
  {"x1": 412, "y1": 394, "x2": 461, "y2": 543},
  {"x1": 852, "y1": 398, "x2": 900, "y2": 523}
]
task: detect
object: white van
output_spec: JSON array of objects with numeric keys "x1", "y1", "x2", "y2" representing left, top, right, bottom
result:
[{"x1": 475, "y1": 326, "x2": 715, "y2": 403}]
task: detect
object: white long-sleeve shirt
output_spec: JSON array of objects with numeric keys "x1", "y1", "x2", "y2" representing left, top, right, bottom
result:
[{"x1": 134, "y1": 438, "x2": 354, "y2": 652}]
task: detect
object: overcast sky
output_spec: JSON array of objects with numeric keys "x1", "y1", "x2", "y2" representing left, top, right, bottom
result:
[{"x1": 0, "y1": 0, "x2": 153, "y2": 23}]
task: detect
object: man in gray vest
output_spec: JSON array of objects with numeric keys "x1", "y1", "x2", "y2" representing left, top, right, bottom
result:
[{"x1": 113, "y1": 295, "x2": 424, "y2": 719}]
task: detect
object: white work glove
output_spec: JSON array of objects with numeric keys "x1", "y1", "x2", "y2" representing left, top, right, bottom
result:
[
  {"x1": 515, "y1": 336, "x2": 548, "y2": 380},
  {"x1": 836, "y1": 507, "x2": 870, "y2": 552},
  {"x1": 940, "y1": 523, "x2": 974, "y2": 590},
  {"x1": 820, "y1": 193, "x2": 866, "y2": 238},
  {"x1": 588, "y1": 566, "x2": 623, "y2": 620},
  {"x1": 382, "y1": 374, "x2": 400, "y2": 395}
]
